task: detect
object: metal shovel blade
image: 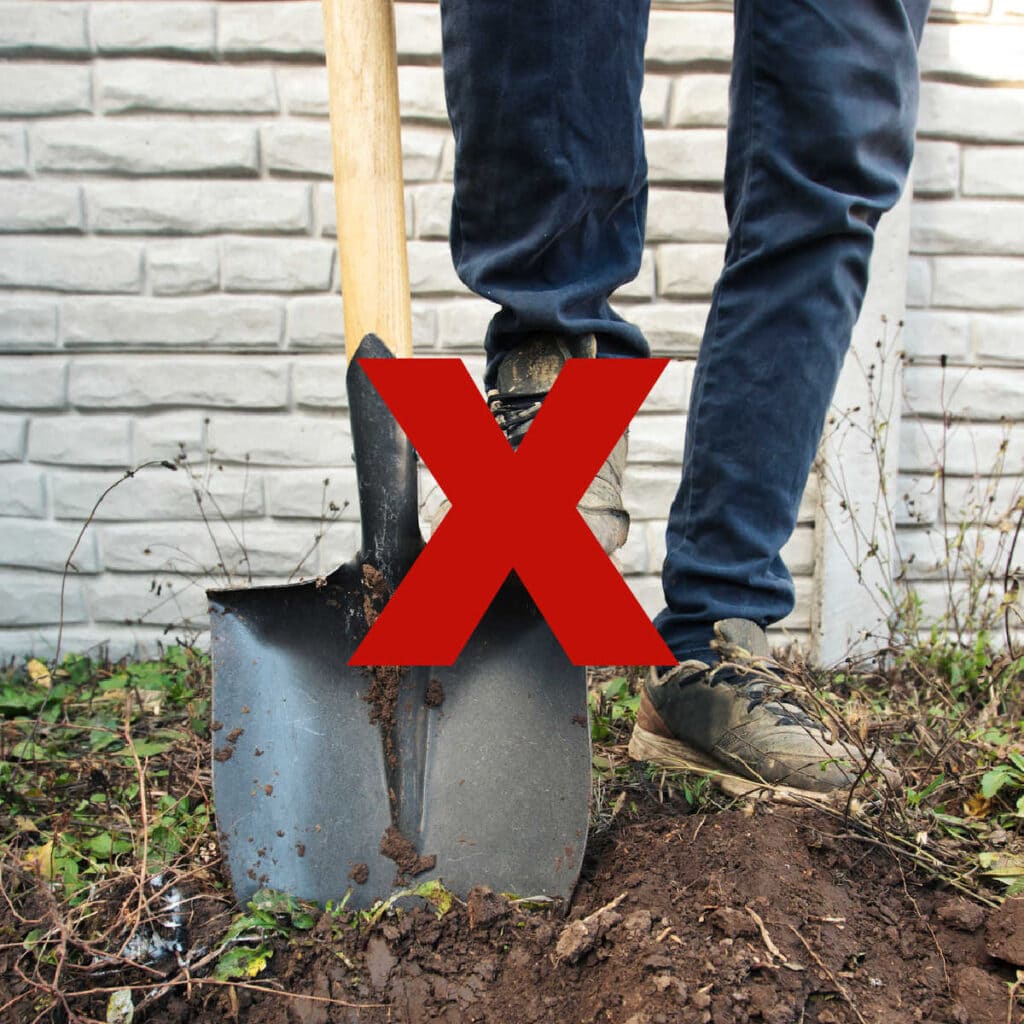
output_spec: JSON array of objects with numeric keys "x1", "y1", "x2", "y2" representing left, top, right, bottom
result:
[{"x1": 210, "y1": 335, "x2": 590, "y2": 907}]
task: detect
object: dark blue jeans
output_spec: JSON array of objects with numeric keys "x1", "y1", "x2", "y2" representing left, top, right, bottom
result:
[{"x1": 439, "y1": 0, "x2": 930, "y2": 661}]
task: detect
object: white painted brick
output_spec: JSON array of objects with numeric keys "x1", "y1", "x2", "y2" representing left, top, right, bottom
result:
[
  {"x1": 218, "y1": 2, "x2": 323, "y2": 57},
  {"x1": 91, "y1": 3, "x2": 215, "y2": 56},
  {"x1": 645, "y1": 129, "x2": 726, "y2": 184},
  {"x1": 668, "y1": 74, "x2": 730, "y2": 128},
  {"x1": 963, "y1": 147, "x2": 1024, "y2": 198},
  {"x1": 628, "y1": 414, "x2": 686, "y2": 463},
  {"x1": 294, "y1": 357, "x2": 347, "y2": 408},
  {"x1": 911, "y1": 200, "x2": 1024, "y2": 255},
  {"x1": 0, "y1": 125, "x2": 26, "y2": 173},
  {"x1": 0, "y1": 414, "x2": 25, "y2": 459},
  {"x1": 0, "y1": 63, "x2": 91, "y2": 116},
  {"x1": 0, "y1": 183, "x2": 82, "y2": 232},
  {"x1": 97, "y1": 60, "x2": 278, "y2": 115},
  {"x1": 408, "y1": 240, "x2": 464, "y2": 295},
  {"x1": 223, "y1": 238, "x2": 334, "y2": 293},
  {"x1": 207, "y1": 413, "x2": 352, "y2": 466},
  {"x1": 900, "y1": 419, "x2": 1024, "y2": 476},
  {"x1": 439, "y1": 136, "x2": 455, "y2": 181},
  {"x1": 0, "y1": 465, "x2": 46, "y2": 517},
  {"x1": 288, "y1": 295, "x2": 344, "y2": 348},
  {"x1": 403, "y1": 129, "x2": 447, "y2": 183},
  {"x1": 920, "y1": 23, "x2": 1024, "y2": 83},
  {"x1": 265, "y1": 468, "x2": 359, "y2": 520},
  {"x1": 626, "y1": 573, "x2": 664, "y2": 621},
  {"x1": 435, "y1": 298, "x2": 495, "y2": 351},
  {"x1": 931, "y1": 0, "x2": 992, "y2": 14},
  {"x1": 905, "y1": 257, "x2": 932, "y2": 308},
  {"x1": 912, "y1": 141, "x2": 959, "y2": 198},
  {"x1": 623, "y1": 464, "x2": 682, "y2": 517},
  {"x1": 656, "y1": 243, "x2": 724, "y2": 298},
  {"x1": 88, "y1": 572, "x2": 210, "y2": 626},
  {"x1": 0, "y1": 4, "x2": 88, "y2": 54},
  {"x1": 29, "y1": 414, "x2": 131, "y2": 467},
  {"x1": 0, "y1": 238, "x2": 141, "y2": 293},
  {"x1": 0, "y1": 571, "x2": 87, "y2": 626},
  {"x1": 641, "y1": 358, "x2": 691, "y2": 413},
  {"x1": 133, "y1": 412, "x2": 207, "y2": 462},
  {"x1": 630, "y1": 302, "x2": 709, "y2": 355},
  {"x1": 410, "y1": 303, "x2": 438, "y2": 350},
  {"x1": 641, "y1": 75, "x2": 671, "y2": 127},
  {"x1": 905, "y1": 365, "x2": 1024, "y2": 420},
  {"x1": 972, "y1": 314, "x2": 1024, "y2": 364},
  {"x1": 148, "y1": 240, "x2": 219, "y2": 295},
  {"x1": 413, "y1": 183, "x2": 454, "y2": 240},
  {"x1": 52, "y1": 466, "x2": 264, "y2": 521},
  {"x1": 0, "y1": 300, "x2": 57, "y2": 347},
  {"x1": 0, "y1": 625, "x2": 147, "y2": 662},
  {"x1": 394, "y1": 3, "x2": 442, "y2": 59},
  {"x1": 0, "y1": 520, "x2": 98, "y2": 573},
  {"x1": 944, "y1": 474, "x2": 1024, "y2": 526},
  {"x1": 919, "y1": 83, "x2": 1024, "y2": 144},
  {"x1": 399, "y1": 66, "x2": 448, "y2": 122},
  {"x1": 894, "y1": 474, "x2": 940, "y2": 527},
  {"x1": 896, "y1": 527, "x2": 1009, "y2": 581},
  {"x1": 63, "y1": 297, "x2": 283, "y2": 348},
  {"x1": 646, "y1": 189, "x2": 727, "y2": 243},
  {"x1": 277, "y1": 67, "x2": 328, "y2": 116},
  {"x1": 902, "y1": 311, "x2": 970, "y2": 362},
  {"x1": 613, "y1": 249, "x2": 656, "y2": 302},
  {"x1": 262, "y1": 123, "x2": 331, "y2": 178},
  {"x1": 69, "y1": 356, "x2": 289, "y2": 409},
  {"x1": 646, "y1": 11, "x2": 734, "y2": 67},
  {"x1": 782, "y1": 525, "x2": 816, "y2": 577},
  {"x1": 0, "y1": 357, "x2": 67, "y2": 409},
  {"x1": 88, "y1": 181, "x2": 311, "y2": 235},
  {"x1": 931, "y1": 257, "x2": 1024, "y2": 309},
  {"x1": 33, "y1": 121, "x2": 260, "y2": 176}
]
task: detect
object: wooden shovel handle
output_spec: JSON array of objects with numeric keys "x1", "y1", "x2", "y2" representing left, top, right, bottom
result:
[{"x1": 321, "y1": 0, "x2": 413, "y2": 360}]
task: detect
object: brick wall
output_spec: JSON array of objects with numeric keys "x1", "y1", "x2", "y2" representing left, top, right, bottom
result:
[
  {"x1": 0, "y1": 0, "x2": 1017, "y2": 662},
  {"x1": 897, "y1": 2, "x2": 1024, "y2": 636}
]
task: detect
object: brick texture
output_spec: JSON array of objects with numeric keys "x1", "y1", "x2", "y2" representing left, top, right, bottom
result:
[{"x1": 0, "y1": 2, "x2": 1017, "y2": 660}]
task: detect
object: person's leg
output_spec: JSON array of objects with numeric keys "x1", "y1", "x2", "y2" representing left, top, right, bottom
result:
[
  {"x1": 438, "y1": 0, "x2": 651, "y2": 388},
  {"x1": 654, "y1": 0, "x2": 931, "y2": 663}
]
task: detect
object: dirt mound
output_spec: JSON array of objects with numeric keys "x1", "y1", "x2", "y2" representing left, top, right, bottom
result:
[{"x1": 182, "y1": 802, "x2": 1021, "y2": 1024}]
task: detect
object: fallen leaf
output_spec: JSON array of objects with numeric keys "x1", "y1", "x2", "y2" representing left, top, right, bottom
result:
[
  {"x1": 26, "y1": 659, "x2": 51, "y2": 689},
  {"x1": 23, "y1": 840, "x2": 56, "y2": 881}
]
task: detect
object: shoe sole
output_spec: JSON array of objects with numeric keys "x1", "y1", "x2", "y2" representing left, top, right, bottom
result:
[{"x1": 627, "y1": 724, "x2": 847, "y2": 807}]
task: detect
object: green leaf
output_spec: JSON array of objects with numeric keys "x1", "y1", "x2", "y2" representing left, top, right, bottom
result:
[
  {"x1": 10, "y1": 739, "x2": 47, "y2": 761},
  {"x1": 413, "y1": 879, "x2": 453, "y2": 916},
  {"x1": 981, "y1": 767, "x2": 1013, "y2": 799},
  {"x1": 213, "y1": 945, "x2": 273, "y2": 981}
]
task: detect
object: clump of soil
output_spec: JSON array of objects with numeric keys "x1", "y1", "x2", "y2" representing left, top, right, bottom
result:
[
  {"x1": 361, "y1": 563, "x2": 388, "y2": 627},
  {"x1": 424, "y1": 678, "x2": 444, "y2": 708},
  {"x1": 380, "y1": 825, "x2": 436, "y2": 880},
  {"x1": 360, "y1": 563, "x2": 405, "y2": 771},
  {"x1": 349, "y1": 862, "x2": 370, "y2": 885}
]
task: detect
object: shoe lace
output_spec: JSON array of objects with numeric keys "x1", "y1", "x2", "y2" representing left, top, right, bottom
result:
[
  {"x1": 710, "y1": 664, "x2": 824, "y2": 730},
  {"x1": 487, "y1": 389, "x2": 544, "y2": 449}
]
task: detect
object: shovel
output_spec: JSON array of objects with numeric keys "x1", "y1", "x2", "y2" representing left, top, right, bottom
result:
[{"x1": 208, "y1": 0, "x2": 591, "y2": 909}]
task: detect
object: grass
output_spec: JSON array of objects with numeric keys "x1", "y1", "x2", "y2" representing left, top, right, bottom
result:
[{"x1": 1, "y1": 637, "x2": 1022, "y2": 1021}]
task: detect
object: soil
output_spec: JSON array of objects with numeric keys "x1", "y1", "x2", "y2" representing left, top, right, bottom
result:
[
  {"x1": 360, "y1": 563, "x2": 403, "y2": 771},
  {"x1": 380, "y1": 825, "x2": 437, "y2": 881},
  {"x1": 424, "y1": 679, "x2": 445, "y2": 709},
  {"x1": 33, "y1": 795, "x2": 1014, "y2": 1024}
]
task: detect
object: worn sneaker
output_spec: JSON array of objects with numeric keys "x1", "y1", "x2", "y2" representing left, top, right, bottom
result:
[
  {"x1": 628, "y1": 619, "x2": 895, "y2": 800},
  {"x1": 430, "y1": 333, "x2": 629, "y2": 554}
]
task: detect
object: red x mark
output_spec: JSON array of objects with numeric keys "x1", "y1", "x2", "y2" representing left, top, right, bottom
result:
[{"x1": 350, "y1": 357, "x2": 676, "y2": 667}]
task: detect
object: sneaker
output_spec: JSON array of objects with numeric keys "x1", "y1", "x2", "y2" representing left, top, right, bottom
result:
[
  {"x1": 430, "y1": 333, "x2": 629, "y2": 554},
  {"x1": 628, "y1": 619, "x2": 895, "y2": 800}
]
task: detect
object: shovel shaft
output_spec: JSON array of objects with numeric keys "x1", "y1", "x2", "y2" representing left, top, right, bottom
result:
[{"x1": 322, "y1": 0, "x2": 413, "y2": 360}]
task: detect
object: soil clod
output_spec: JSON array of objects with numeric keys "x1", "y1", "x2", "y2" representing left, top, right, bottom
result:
[
  {"x1": 424, "y1": 678, "x2": 444, "y2": 708},
  {"x1": 348, "y1": 862, "x2": 369, "y2": 885},
  {"x1": 379, "y1": 826, "x2": 436, "y2": 879},
  {"x1": 985, "y1": 897, "x2": 1024, "y2": 966},
  {"x1": 466, "y1": 885, "x2": 509, "y2": 929}
]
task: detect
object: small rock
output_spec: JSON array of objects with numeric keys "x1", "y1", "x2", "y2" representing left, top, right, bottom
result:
[
  {"x1": 708, "y1": 907, "x2": 757, "y2": 939},
  {"x1": 467, "y1": 886, "x2": 510, "y2": 929},
  {"x1": 936, "y1": 897, "x2": 987, "y2": 933},
  {"x1": 985, "y1": 897, "x2": 1024, "y2": 966},
  {"x1": 622, "y1": 908, "x2": 653, "y2": 935}
]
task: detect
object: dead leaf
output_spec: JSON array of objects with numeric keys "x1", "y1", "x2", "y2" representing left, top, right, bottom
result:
[{"x1": 26, "y1": 658, "x2": 51, "y2": 689}]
